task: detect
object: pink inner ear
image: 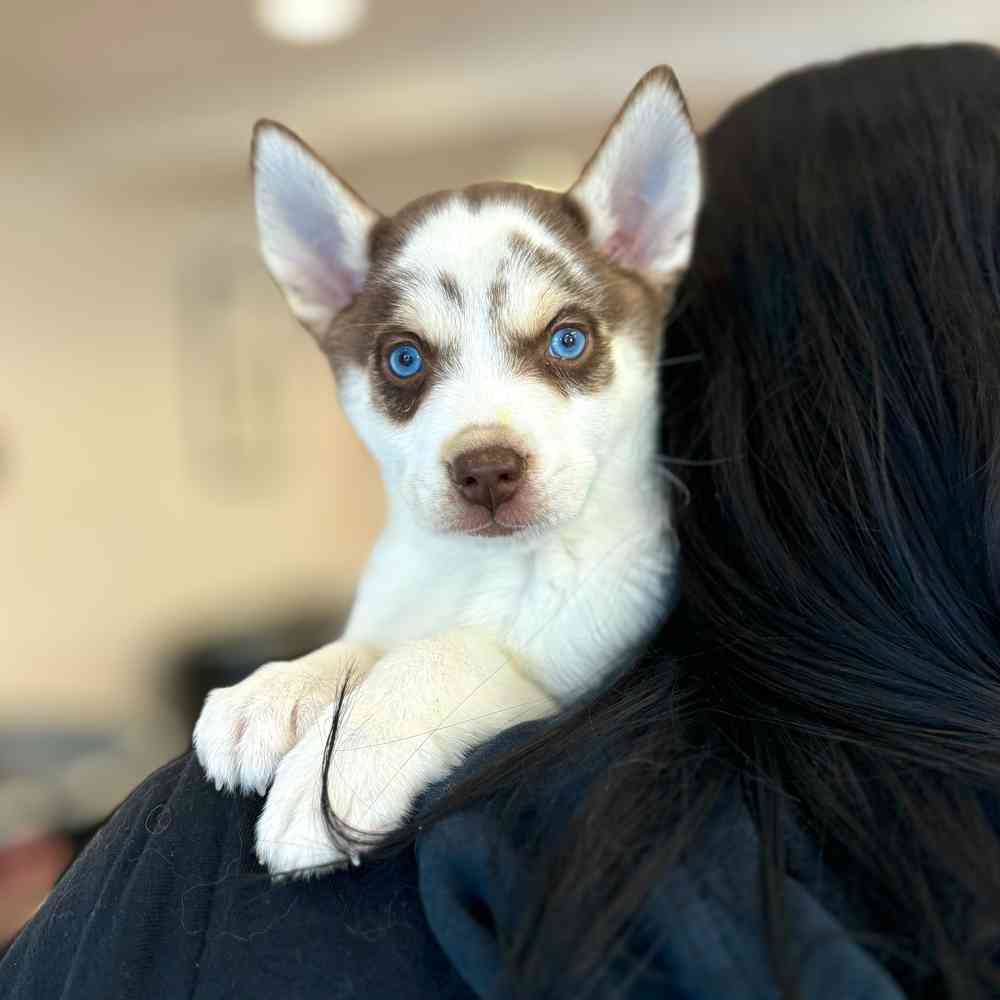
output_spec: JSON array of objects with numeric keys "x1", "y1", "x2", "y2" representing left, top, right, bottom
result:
[
  {"x1": 602, "y1": 163, "x2": 665, "y2": 269},
  {"x1": 287, "y1": 244, "x2": 359, "y2": 315},
  {"x1": 605, "y1": 229, "x2": 640, "y2": 265}
]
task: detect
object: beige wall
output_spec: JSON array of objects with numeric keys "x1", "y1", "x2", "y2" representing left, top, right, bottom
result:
[{"x1": 0, "y1": 178, "x2": 383, "y2": 726}]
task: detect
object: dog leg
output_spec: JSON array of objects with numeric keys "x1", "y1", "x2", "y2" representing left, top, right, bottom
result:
[{"x1": 255, "y1": 629, "x2": 556, "y2": 876}]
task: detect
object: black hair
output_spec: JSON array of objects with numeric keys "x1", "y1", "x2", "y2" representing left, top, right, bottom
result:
[{"x1": 322, "y1": 43, "x2": 1000, "y2": 998}]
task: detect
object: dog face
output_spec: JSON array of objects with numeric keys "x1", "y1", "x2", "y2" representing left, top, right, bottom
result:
[{"x1": 252, "y1": 67, "x2": 701, "y2": 541}]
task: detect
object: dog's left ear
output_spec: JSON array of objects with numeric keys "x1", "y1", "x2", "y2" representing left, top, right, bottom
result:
[
  {"x1": 252, "y1": 121, "x2": 381, "y2": 339},
  {"x1": 569, "y1": 66, "x2": 702, "y2": 285}
]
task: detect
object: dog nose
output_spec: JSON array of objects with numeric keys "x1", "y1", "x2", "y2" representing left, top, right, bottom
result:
[{"x1": 450, "y1": 446, "x2": 525, "y2": 513}]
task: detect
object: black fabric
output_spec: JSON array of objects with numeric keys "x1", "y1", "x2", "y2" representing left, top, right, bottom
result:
[
  {"x1": 416, "y1": 725, "x2": 906, "y2": 1000},
  {"x1": 0, "y1": 737, "x2": 906, "y2": 1000},
  {"x1": 0, "y1": 752, "x2": 472, "y2": 1000}
]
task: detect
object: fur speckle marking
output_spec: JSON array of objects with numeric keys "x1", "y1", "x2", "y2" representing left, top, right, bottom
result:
[
  {"x1": 439, "y1": 272, "x2": 463, "y2": 308},
  {"x1": 487, "y1": 277, "x2": 509, "y2": 320},
  {"x1": 321, "y1": 185, "x2": 671, "y2": 427}
]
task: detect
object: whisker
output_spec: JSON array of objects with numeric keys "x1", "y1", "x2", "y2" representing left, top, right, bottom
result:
[
  {"x1": 657, "y1": 351, "x2": 704, "y2": 369},
  {"x1": 658, "y1": 453, "x2": 736, "y2": 467},
  {"x1": 656, "y1": 464, "x2": 691, "y2": 506},
  {"x1": 363, "y1": 655, "x2": 520, "y2": 811}
]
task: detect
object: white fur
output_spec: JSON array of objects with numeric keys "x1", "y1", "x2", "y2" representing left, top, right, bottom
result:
[
  {"x1": 256, "y1": 630, "x2": 557, "y2": 873},
  {"x1": 194, "y1": 642, "x2": 380, "y2": 795},
  {"x1": 194, "y1": 66, "x2": 700, "y2": 877}
]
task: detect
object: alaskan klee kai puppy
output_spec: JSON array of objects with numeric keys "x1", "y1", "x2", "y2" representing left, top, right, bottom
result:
[{"x1": 194, "y1": 66, "x2": 702, "y2": 875}]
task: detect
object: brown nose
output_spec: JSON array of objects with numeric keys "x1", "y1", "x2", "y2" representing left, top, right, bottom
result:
[{"x1": 450, "y1": 446, "x2": 525, "y2": 513}]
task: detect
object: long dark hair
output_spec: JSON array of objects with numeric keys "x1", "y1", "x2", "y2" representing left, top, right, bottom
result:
[{"x1": 324, "y1": 43, "x2": 1000, "y2": 998}]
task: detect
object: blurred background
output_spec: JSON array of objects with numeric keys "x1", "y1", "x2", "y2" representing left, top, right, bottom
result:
[{"x1": 0, "y1": 0, "x2": 996, "y2": 947}]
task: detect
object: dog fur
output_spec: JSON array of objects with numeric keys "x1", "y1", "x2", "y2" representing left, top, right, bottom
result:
[{"x1": 194, "y1": 66, "x2": 702, "y2": 875}]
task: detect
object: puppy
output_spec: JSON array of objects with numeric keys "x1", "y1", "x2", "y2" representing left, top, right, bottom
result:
[{"x1": 194, "y1": 66, "x2": 702, "y2": 875}]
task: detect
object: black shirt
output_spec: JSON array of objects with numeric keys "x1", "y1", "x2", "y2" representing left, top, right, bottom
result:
[{"x1": 0, "y1": 735, "x2": 904, "y2": 999}]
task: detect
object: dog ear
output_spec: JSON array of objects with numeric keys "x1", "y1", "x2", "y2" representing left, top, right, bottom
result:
[
  {"x1": 252, "y1": 121, "x2": 380, "y2": 337},
  {"x1": 569, "y1": 66, "x2": 702, "y2": 285}
]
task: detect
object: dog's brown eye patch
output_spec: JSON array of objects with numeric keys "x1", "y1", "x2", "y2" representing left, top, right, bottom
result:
[
  {"x1": 511, "y1": 311, "x2": 614, "y2": 396},
  {"x1": 371, "y1": 332, "x2": 445, "y2": 424}
]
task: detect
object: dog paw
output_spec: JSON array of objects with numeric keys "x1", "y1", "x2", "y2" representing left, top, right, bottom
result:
[
  {"x1": 193, "y1": 658, "x2": 355, "y2": 797},
  {"x1": 254, "y1": 632, "x2": 556, "y2": 877},
  {"x1": 253, "y1": 714, "x2": 349, "y2": 875},
  {"x1": 254, "y1": 698, "x2": 461, "y2": 876}
]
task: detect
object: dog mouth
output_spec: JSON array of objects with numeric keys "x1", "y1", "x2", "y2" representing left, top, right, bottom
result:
[
  {"x1": 448, "y1": 503, "x2": 535, "y2": 539},
  {"x1": 466, "y1": 519, "x2": 521, "y2": 538}
]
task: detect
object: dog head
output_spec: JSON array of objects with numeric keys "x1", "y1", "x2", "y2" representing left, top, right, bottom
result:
[{"x1": 252, "y1": 67, "x2": 701, "y2": 541}]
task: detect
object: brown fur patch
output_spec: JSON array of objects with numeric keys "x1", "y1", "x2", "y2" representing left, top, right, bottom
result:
[
  {"x1": 367, "y1": 189, "x2": 456, "y2": 268},
  {"x1": 507, "y1": 233, "x2": 602, "y2": 314},
  {"x1": 499, "y1": 227, "x2": 669, "y2": 378},
  {"x1": 461, "y1": 182, "x2": 590, "y2": 244},
  {"x1": 372, "y1": 331, "x2": 445, "y2": 423},
  {"x1": 440, "y1": 423, "x2": 532, "y2": 468},
  {"x1": 509, "y1": 308, "x2": 616, "y2": 397},
  {"x1": 322, "y1": 181, "x2": 671, "y2": 423},
  {"x1": 487, "y1": 278, "x2": 509, "y2": 320},
  {"x1": 323, "y1": 272, "x2": 400, "y2": 370},
  {"x1": 501, "y1": 206, "x2": 669, "y2": 364}
]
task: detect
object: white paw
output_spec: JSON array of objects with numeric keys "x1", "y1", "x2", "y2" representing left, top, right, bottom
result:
[
  {"x1": 255, "y1": 632, "x2": 556, "y2": 877},
  {"x1": 193, "y1": 657, "x2": 354, "y2": 796},
  {"x1": 254, "y1": 698, "x2": 462, "y2": 876}
]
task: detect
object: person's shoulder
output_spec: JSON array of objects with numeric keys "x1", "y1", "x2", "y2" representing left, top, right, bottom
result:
[{"x1": 2, "y1": 752, "x2": 473, "y2": 1000}]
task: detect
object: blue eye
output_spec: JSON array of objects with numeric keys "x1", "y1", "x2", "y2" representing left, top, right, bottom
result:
[
  {"x1": 548, "y1": 326, "x2": 588, "y2": 361},
  {"x1": 387, "y1": 343, "x2": 424, "y2": 379}
]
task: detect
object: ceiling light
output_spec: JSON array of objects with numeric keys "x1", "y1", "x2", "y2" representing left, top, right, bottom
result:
[{"x1": 255, "y1": 0, "x2": 367, "y2": 45}]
